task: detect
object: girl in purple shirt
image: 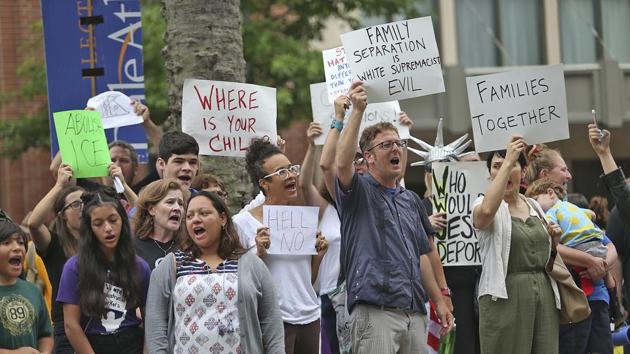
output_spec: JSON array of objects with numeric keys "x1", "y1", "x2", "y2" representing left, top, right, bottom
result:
[{"x1": 57, "y1": 189, "x2": 150, "y2": 354}]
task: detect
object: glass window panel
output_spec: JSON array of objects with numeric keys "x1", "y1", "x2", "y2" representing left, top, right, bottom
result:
[
  {"x1": 602, "y1": 0, "x2": 630, "y2": 62},
  {"x1": 457, "y1": 0, "x2": 497, "y2": 67},
  {"x1": 499, "y1": 0, "x2": 542, "y2": 65},
  {"x1": 560, "y1": 0, "x2": 596, "y2": 64}
]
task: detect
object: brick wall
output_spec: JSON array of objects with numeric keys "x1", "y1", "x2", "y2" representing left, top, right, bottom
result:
[{"x1": 0, "y1": 0, "x2": 54, "y2": 222}]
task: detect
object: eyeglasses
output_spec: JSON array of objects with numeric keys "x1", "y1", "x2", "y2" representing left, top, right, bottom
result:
[
  {"x1": 61, "y1": 200, "x2": 83, "y2": 213},
  {"x1": 262, "y1": 164, "x2": 301, "y2": 180},
  {"x1": 366, "y1": 139, "x2": 408, "y2": 151}
]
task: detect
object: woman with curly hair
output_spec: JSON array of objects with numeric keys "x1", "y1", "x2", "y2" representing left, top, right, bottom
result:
[{"x1": 57, "y1": 189, "x2": 151, "y2": 354}]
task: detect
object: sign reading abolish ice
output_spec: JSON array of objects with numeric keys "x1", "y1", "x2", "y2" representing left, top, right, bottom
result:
[
  {"x1": 431, "y1": 161, "x2": 489, "y2": 266},
  {"x1": 323, "y1": 47, "x2": 353, "y2": 104},
  {"x1": 182, "y1": 79, "x2": 277, "y2": 157},
  {"x1": 53, "y1": 110, "x2": 110, "y2": 178},
  {"x1": 263, "y1": 206, "x2": 319, "y2": 255},
  {"x1": 341, "y1": 17, "x2": 444, "y2": 103},
  {"x1": 309, "y1": 82, "x2": 409, "y2": 145},
  {"x1": 466, "y1": 64, "x2": 569, "y2": 153}
]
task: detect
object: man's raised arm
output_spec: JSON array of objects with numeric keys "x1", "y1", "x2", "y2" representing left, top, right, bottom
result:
[{"x1": 336, "y1": 81, "x2": 367, "y2": 190}]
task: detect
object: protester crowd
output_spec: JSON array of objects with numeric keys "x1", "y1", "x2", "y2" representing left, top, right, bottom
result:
[{"x1": 1, "y1": 80, "x2": 629, "y2": 354}]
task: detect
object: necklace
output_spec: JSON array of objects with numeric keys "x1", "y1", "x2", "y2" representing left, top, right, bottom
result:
[{"x1": 153, "y1": 238, "x2": 174, "y2": 255}]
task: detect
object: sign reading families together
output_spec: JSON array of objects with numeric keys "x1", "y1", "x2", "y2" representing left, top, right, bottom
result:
[
  {"x1": 341, "y1": 16, "x2": 445, "y2": 103},
  {"x1": 53, "y1": 110, "x2": 110, "y2": 178},
  {"x1": 182, "y1": 79, "x2": 277, "y2": 157},
  {"x1": 309, "y1": 82, "x2": 409, "y2": 145},
  {"x1": 466, "y1": 65, "x2": 569, "y2": 152},
  {"x1": 263, "y1": 206, "x2": 319, "y2": 255},
  {"x1": 431, "y1": 161, "x2": 490, "y2": 266}
]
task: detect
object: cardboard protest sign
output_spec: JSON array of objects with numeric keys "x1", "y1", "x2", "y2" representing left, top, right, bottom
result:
[
  {"x1": 341, "y1": 16, "x2": 444, "y2": 103},
  {"x1": 53, "y1": 110, "x2": 110, "y2": 178},
  {"x1": 310, "y1": 82, "x2": 409, "y2": 146},
  {"x1": 323, "y1": 47, "x2": 353, "y2": 104},
  {"x1": 431, "y1": 161, "x2": 490, "y2": 266},
  {"x1": 86, "y1": 91, "x2": 142, "y2": 129},
  {"x1": 182, "y1": 79, "x2": 277, "y2": 157},
  {"x1": 466, "y1": 64, "x2": 569, "y2": 153},
  {"x1": 263, "y1": 205, "x2": 319, "y2": 255}
]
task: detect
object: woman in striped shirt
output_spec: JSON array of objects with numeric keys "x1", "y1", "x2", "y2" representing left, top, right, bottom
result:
[{"x1": 146, "y1": 191, "x2": 285, "y2": 353}]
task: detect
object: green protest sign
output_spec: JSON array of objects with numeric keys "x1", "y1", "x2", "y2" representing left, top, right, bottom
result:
[{"x1": 53, "y1": 110, "x2": 110, "y2": 178}]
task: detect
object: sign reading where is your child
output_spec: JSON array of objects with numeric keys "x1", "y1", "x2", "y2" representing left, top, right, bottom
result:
[
  {"x1": 182, "y1": 79, "x2": 277, "y2": 157},
  {"x1": 466, "y1": 64, "x2": 569, "y2": 153},
  {"x1": 341, "y1": 16, "x2": 444, "y2": 103},
  {"x1": 431, "y1": 161, "x2": 490, "y2": 266}
]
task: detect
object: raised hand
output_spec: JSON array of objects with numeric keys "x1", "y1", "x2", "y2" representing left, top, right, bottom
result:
[{"x1": 306, "y1": 122, "x2": 323, "y2": 146}]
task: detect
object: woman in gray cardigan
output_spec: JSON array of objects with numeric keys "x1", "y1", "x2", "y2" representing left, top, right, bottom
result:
[{"x1": 145, "y1": 191, "x2": 285, "y2": 353}]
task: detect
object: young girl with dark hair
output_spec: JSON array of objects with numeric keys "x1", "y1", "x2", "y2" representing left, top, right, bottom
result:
[
  {"x1": 57, "y1": 189, "x2": 151, "y2": 354},
  {"x1": 27, "y1": 164, "x2": 85, "y2": 353},
  {"x1": 234, "y1": 138, "x2": 328, "y2": 354},
  {"x1": 133, "y1": 179, "x2": 187, "y2": 270},
  {"x1": 146, "y1": 191, "x2": 284, "y2": 353}
]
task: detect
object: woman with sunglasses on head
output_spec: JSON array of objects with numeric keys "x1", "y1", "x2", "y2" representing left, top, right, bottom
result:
[
  {"x1": 27, "y1": 163, "x2": 85, "y2": 354},
  {"x1": 146, "y1": 191, "x2": 284, "y2": 353},
  {"x1": 233, "y1": 138, "x2": 328, "y2": 354},
  {"x1": 133, "y1": 179, "x2": 187, "y2": 270},
  {"x1": 56, "y1": 189, "x2": 151, "y2": 354}
]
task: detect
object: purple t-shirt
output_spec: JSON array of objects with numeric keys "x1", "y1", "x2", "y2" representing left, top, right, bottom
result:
[{"x1": 56, "y1": 255, "x2": 151, "y2": 335}]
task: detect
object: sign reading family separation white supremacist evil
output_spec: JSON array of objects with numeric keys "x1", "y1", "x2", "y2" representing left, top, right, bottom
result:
[
  {"x1": 263, "y1": 206, "x2": 319, "y2": 255},
  {"x1": 431, "y1": 161, "x2": 490, "y2": 266},
  {"x1": 182, "y1": 79, "x2": 277, "y2": 157},
  {"x1": 309, "y1": 82, "x2": 409, "y2": 145},
  {"x1": 323, "y1": 47, "x2": 353, "y2": 104},
  {"x1": 466, "y1": 64, "x2": 569, "y2": 153},
  {"x1": 341, "y1": 17, "x2": 444, "y2": 103},
  {"x1": 86, "y1": 91, "x2": 143, "y2": 129}
]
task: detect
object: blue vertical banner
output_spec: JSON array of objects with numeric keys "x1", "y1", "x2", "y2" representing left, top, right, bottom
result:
[{"x1": 41, "y1": 0, "x2": 148, "y2": 163}]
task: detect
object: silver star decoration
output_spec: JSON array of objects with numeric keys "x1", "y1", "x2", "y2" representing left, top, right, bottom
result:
[{"x1": 408, "y1": 118, "x2": 473, "y2": 167}]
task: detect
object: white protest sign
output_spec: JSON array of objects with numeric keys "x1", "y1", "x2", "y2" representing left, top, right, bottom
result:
[
  {"x1": 263, "y1": 205, "x2": 319, "y2": 255},
  {"x1": 182, "y1": 79, "x2": 277, "y2": 157},
  {"x1": 310, "y1": 82, "x2": 409, "y2": 146},
  {"x1": 466, "y1": 64, "x2": 569, "y2": 153},
  {"x1": 341, "y1": 16, "x2": 444, "y2": 103},
  {"x1": 86, "y1": 91, "x2": 142, "y2": 129},
  {"x1": 323, "y1": 47, "x2": 353, "y2": 104},
  {"x1": 431, "y1": 161, "x2": 489, "y2": 266}
]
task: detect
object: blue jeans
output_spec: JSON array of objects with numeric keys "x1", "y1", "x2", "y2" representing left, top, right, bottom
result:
[{"x1": 559, "y1": 300, "x2": 612, "y2": 354}]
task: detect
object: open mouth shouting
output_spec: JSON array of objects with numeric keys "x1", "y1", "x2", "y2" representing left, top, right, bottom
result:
[
  {"x1": 177, "y1": 175, "x2": 192, "y2": 186},
  {"x1": 168, "y1": 211, "x2": 181, "y2": 225},
  {"x1": 192, "y1": 225, "x2": 206, "y2": 240},
  {"x1": 285, "y1": 178, "x2": 297, "y2": 193},
  {"x1": 8, "y1": 254, "x2": 23, "y2": 272}
]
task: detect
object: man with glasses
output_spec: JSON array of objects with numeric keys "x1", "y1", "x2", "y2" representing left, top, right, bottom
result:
[{"x1": 335, "y1": 81, "x2": 454, "y2": 353}]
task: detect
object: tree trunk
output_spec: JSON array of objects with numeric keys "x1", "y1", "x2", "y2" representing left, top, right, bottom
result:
[{"x1": 162, "y1": 0, "x2": 253, "y2": 209}]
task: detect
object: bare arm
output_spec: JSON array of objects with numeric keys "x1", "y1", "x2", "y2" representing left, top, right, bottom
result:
[
  {"x1": 108, "y1": 163, "x2": 138, "y2": 206},
  {"x1": 426, "y1": 237, "x2": 452, "y2": 311},
  {"x1": 63, "y1": 304, "x2": 95, "y2": 354},
  {"x1": 133, "y1": 100, "x2": 163, "y2": 155},
  {"x1": 320, "y1": 96, "x2": 350, "y2": 200},
  {"x1": 299, "y1": 123, "x2": 328, "y2": 216},
  {"x1": 557, "y1": 244, "x2": 606, "y2": 281},
  {"x1": 28, "y1": 164, "x2": 75, "y2": 254},
  {"x1": 420, "y1": 254, "x2": 454, "y2": 334},
  {"x1": 38, "y1": 336, "x2": 53, "y2": 354},
  {"x1": 398, "y1": 111, "x2": 413, "y2": 181},
  {"x1": 473, "y1": 136, "x2": 525, "y2": 230},
  {"x1": 588, "y1": 123, "x2": 617, "y2": 174},
  {"x1": 49, "y1": 152, "x2": 62, "y2": 180},
  {"x1": 336, "y1": 82, "x2": 367, "y2": 190},
  {"x1": 311, "y1": 232, "x2": 328, "y2": 285}
]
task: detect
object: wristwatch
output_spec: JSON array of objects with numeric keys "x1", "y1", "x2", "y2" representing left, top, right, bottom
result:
[
  {"x1": 440, "y1": 287, "x2": 452, "y2": 297},
  {"x1": 330, "y1": 119, "x2": 344, "y2": 132}
]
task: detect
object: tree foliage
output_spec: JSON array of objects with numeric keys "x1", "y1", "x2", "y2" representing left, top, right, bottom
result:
[{"x1": 0, "y1": 0, "x2": 420, "y2": 158}]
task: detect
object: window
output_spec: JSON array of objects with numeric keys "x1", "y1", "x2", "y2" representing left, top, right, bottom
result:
[
  {"x1": 560, "y1": 0, "x2": 630, "y2": 64},
  {"x1": 457, "y1": 0, "x2": 543, "y2": 67}
]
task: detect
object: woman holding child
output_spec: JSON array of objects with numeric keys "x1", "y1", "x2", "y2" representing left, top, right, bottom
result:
[{"x1": 473, "y1": 136, "x2": 561, "y2": 353}]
